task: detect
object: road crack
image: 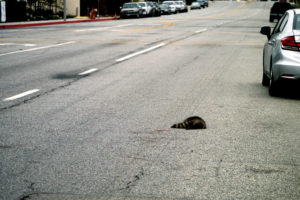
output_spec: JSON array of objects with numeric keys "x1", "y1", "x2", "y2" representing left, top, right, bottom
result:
[{"x1": 121, "y1": 168, "x2": 145, "y2": 191}]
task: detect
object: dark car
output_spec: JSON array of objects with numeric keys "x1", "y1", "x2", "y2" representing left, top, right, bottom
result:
[
  {"x1": 269, "y1": 2, "x2": 292, "y2": 22},
  {"x1": 197, "y1": 0, "x2": 205, "y2": 8},
  {"x1": 160, "y1": 4, "x2": 172, "y2": 15},
  {"x1": 204, "y1": 0, "x2": 208, "y2": 7},
  {"x1": 151, "y1": 2, "x2": 162, "y2": 16}
]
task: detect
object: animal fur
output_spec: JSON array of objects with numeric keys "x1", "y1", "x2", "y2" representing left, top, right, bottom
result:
[{"x1": 171, "y1": 116, "x2": 206, "y2": 130}]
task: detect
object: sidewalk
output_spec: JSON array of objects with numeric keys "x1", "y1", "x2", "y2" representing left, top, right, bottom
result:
[{"x1": 0, "y1": 16, "x2": 119, "y2": 29}]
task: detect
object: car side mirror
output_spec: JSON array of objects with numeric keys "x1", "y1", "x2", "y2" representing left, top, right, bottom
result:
[{"x1": 260, "y1": 26, "x2": 271, "y2": 40}]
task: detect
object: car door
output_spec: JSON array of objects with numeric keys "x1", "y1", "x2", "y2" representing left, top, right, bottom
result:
[{"x1": 263, "y1": 13, "x2": 289, "y2": 76}]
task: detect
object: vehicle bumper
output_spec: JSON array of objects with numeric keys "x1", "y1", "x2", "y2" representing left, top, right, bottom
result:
[
  {"x1": 122, "y1": 12, "x2": 138, "y2": 17},
  {"x1": 273, "y1": 50, "x2": 300, "y2": 81}
]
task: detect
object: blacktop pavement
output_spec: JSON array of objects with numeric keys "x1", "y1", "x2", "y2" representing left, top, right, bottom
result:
[{"x1": 0, "y1": 16, "x2": 119, "y2": 29}]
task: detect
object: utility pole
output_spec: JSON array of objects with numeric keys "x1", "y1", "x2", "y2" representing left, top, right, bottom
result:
[{"x1": 64, "y1": 0, "x2": 66, "y2": 21}]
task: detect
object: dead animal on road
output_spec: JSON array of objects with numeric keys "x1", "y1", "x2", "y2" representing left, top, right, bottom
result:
[{"x1": 171, "y1": 116, "x2": 206, "y2": 130}]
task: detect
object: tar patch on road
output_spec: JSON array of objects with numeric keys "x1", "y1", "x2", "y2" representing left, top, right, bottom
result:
[
  {"x1": 246, "y1": 166, "x2": 284, "y2": 174},
  {"x1": 52, "y1": 73, "x2": 80, "y2": 80}
]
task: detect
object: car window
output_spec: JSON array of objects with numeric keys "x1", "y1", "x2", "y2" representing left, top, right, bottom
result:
[
  {"x1": 278, "y1": 13, "x2": 289, "y2": 32},
  {"x1": 123, "y1": 3, "x2": 138, "y2": 8},
  {"x1": 294, "y1": 14, "x2": 300, "y2": 30},
  {"x1": 272, "y1": 13, "x2": 289, "y2": 34}
]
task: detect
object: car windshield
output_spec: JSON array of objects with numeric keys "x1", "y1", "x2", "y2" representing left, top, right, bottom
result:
[
  {"x1": 139, "y1": 3, "x2": 146, "y2": 7},
  {"x1": 123, "y1": 3, "x2": 138, "y2": 9},
  {"x1": 192, "y1": 2, "x2": 199, "y2": 5},
  {"x1": 295, "y1": 14, "x2": 300, "y2": 30}
]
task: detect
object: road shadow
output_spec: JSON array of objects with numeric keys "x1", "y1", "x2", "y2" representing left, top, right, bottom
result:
[{"x1": 270, "y1": 81, "x2": 300, "y2": 100}]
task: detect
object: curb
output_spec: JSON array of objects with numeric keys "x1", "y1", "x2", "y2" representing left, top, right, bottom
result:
[{"x1": 0, "y1": 17, "x2": 118, "y2": 29}]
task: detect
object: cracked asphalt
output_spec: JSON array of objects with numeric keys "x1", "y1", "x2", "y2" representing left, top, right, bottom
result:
[{"x1": 1, "y1": 1, "x2": 300, "y2": 200}]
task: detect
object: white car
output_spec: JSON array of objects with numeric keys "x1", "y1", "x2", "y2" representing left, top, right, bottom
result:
[
  {"x1": 162, "y1": 1, "x2": 177, "y2": 14},
  {"x1": 176, "y1": 1, "x2": 188, "y2": 12},
  {"x1": 173, "y1": 1, "x2": 183, "y2": 13},
  {"x1": 138, "y1": 2, "x2": 153, "y2": 16},
  {"x1": 191, "y1": 2, "x2": 201, "y2": 10}
]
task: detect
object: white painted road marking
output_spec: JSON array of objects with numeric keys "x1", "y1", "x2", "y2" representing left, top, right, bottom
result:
[
  {"x1": 3, "y1": 89, "x2": 40, "y2": 101},
  {"x1": 0, "y1": 41, "x2": 75, "y2": 57},
  {"x1": 0, "y1": 43, "x2": 37, "y2": 47},
  {"x1": 78, "y1": 68, "x2": 98, "y2": 76},
  {"x1": 116, "y1": 43, "x2": 167, "y2": 62},
  {"x1": 195, "y1": 28, "x2": 208, "y2": 33},
  {"x1": 75, "y1": 24, "x2": 132, "y2": 32}
]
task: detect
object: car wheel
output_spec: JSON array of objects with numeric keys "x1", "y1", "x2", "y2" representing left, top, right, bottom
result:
[
  {"x1": 269, "y1": 69, "x2": 278, "y2": 96},
  {"x1": 269, "y1": 16, "x2": 274, "y2": 22},
  {"x1": 262, "y1": 72, "x2": 269, "y2": 86}
]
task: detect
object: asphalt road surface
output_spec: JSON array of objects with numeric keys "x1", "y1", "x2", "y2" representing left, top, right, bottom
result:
[{"x1": 1, "y1": 1, "x2": 300, "y2": 200}]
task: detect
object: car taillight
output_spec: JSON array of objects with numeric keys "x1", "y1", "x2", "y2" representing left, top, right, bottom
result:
[{"x1": 281, "y1": 36, "x2": 300, "y2": 51}]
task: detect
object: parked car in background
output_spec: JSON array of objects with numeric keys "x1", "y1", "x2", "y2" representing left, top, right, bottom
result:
[
  {"x1": 197, "y1": 0, "x2": 205, "y2": 8},
  {"x1": 138, "y1": 2, "x2": 152, "y2": 17},
  {"x1": 260, "y1": 9, "x2": 300, "y2": 96},
  {"x1": 162, "y1": 1, "x2": 177, "y2": 14},
  {"x1": 120, "y1": 3, "x2": 143, "y2": 18},
  {"x1": 178, "y1": 1, "x2": 188, "y2": 12},
  {"x1": 173, "y1": 1, "x2": 182, "y2": 13},
  {"x1": 151, "y1": 2, "x2": 162, "y2": 16},
  {"x1": 174, "y1": 1, "x2": 187, "y2": 13},
  {"x1": 269, "y1": 2, "x2": 292, "y2": 22},
  {"x1": 191, "y1": 2, "x2": 201, "y2": 10},
  {"x1": 160, "y1": 4, "x2": 172, "y2": 15},
  {"x1": 204, "y1": 0, "x2": 209, "y2": 7}
]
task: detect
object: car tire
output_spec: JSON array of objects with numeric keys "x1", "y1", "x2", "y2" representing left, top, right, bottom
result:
[
  {"x1": 262, "y1": 72, "x2": 269, "y2": 86},
  {"x1": 269, "y1": 69, "x2": 278, "y2": 96},
  {"x1": 269, "y1": 16, "x2": 274, "y2": 22}
]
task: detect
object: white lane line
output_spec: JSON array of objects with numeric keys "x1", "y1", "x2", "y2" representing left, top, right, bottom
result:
[
  {"x1": 0, "y1": 43, "x2": 37, "y2": 47},
  {"x1": 195, "y1": 28, "x2": 207, "y2": 33},
  {"x1": 75, "y1": 24, "x2": 132, "y2": 32},
  {"x1": 116, "y1": 43, "x2": 167, "y2": 62},
  {"x1": 0, "y1": 41, "x2": 75, "y2": 57},
  {"x1": 78, "y1": 68, "x2": 98, "y2": 76},
  {"x1": 3, "y1": 89, "x2": 40, "y2": 101}
]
